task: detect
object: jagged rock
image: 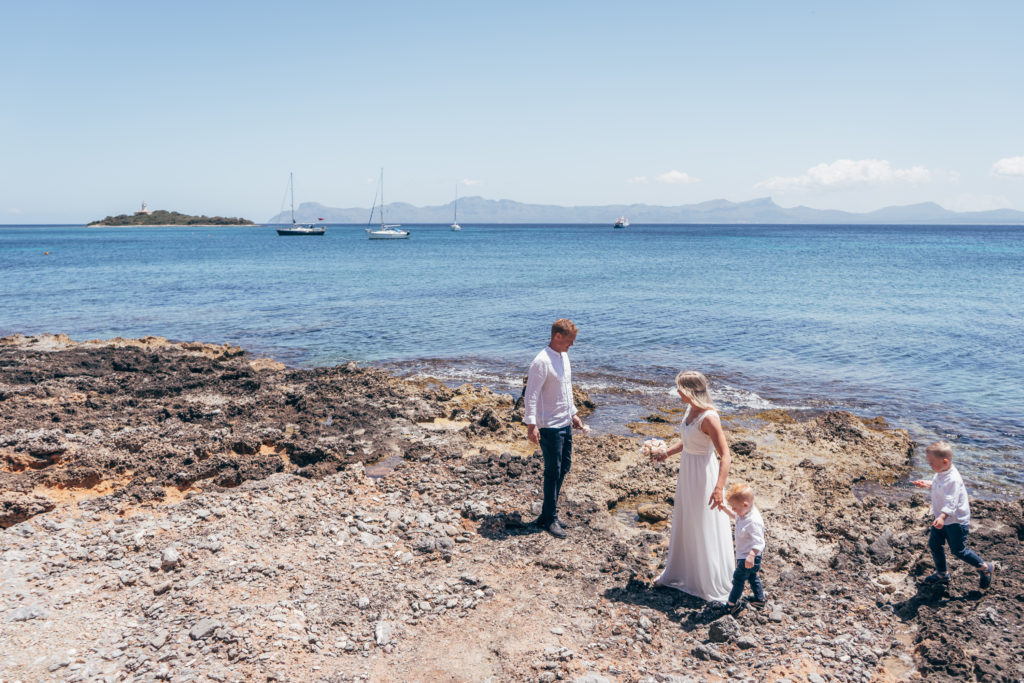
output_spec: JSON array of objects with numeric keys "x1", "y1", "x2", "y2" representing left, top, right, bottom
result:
[
  {"x1": 730, "y1": 440, "x2": 758, "y2": 456},
  {"x1": 708, "y1": 615, "x2": 740, "y2": 643},
  {"x1": 692, "y1": 643, "x2": 732, "y2": 662},
  {"x1": 8, "y1": 604, "x2": 48, "y2": 622},
  {"x1": 637, "y1": 503, "x2": 672, "y2": 523},
  {"x1": 375, "y1": 621, "x2": 393, "y2": 646},
  {"x1": 160, "y1": 546, "x2": 181, "y2": 571},
  {"x1": 0, "y1": 492, "x2": 55, "y2": 529},
  {"x1": 189, "y1": 618, "x2": 222, "y2": 640},
  {"x1": 869, "y1": 529, "x2": 895, "y2": 563},
  {"x1": 736, "y1": 636, "x2": 758, "y2": 650}
]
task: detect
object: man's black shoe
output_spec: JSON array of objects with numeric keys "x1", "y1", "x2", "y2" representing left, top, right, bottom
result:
[
  {"x1": 555, "y1": 516, "x2": 570, "y2": 528},
  {"x1": 545, "y1": 521, "x2": 567, "y2": 539}
]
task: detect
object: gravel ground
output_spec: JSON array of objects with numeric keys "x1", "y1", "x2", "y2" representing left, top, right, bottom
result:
[{"x1": 1, "y1": 335, "x2": 1021, "y2": 682}]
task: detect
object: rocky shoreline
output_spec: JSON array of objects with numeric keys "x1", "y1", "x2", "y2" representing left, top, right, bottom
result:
[{"x1": 1, "y1": 335, "x2": 1021, "y2": 682}]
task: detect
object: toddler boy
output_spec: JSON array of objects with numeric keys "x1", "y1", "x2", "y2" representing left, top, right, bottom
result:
[
  {"x1": 721, "y1": 482, "x2": 766, "y2": 613},
  {"x1": 912, "y1": 441, "x2": 994, "y2": 588}
]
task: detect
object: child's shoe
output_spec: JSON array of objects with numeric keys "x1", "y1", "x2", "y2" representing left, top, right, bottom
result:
[
  {"x1": 727, "y1": 601, "x2": 746, "y2": 616},
  {"x1": 748, "y1": 598, "x2": 767, "y2": 610},
  {"x1": 979, "y1": 562, "x2": 994, "y2": 590},
  {"x1": 922, "y1": 572, "x2": 950, "y2": 584}
]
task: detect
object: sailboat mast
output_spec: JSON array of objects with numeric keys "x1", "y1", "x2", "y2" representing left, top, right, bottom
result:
[
  {"x1": 290, "y1": 172, "x2": 295, "y2": 225},
  {"x1": 454, "y1": 184, "x2": 458, "y2": 223}
]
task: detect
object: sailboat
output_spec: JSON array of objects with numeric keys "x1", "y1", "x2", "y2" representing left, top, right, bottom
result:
[
  {"x1": 365, "y1": 169, "x2": 409, "y2": 239},
  {"x1": 450, "y1": 184, "x2": 462, "y2": 231},
  {"x1": 276, "y1": 173, "x2": 326, "y2": 236}
]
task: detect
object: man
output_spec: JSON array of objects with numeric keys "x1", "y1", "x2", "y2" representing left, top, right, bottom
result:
[{"x1": 523, "y1": 318, "x2": 583, "y2": 538}]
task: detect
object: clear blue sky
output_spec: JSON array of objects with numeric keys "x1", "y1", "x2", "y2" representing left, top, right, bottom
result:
[{"x1": 3, "y1": 1, "x2": 1023, "y2": 222}]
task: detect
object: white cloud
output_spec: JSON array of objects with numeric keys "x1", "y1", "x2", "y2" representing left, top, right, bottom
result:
[
  {"x1": 8, "y1": 208, "x2": 22, "y2": 214},
  {"x1": 656, "y1": 170, "x2": 700, "y2": 185},
  {"x1": 992, "y1": 156, "x2": 1024, "y2": 177},
  {"x1": 626, "y1": 176, "x2": 647, "y2": 184},
  {"x1": 460, "y1": 178, "x2": 483, "y2": 186},
  {"x1": 756, "y1": 159, "x2": 932, "y2": 191}
]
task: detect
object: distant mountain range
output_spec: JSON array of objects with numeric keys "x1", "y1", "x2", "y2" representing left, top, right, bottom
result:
[{"x1": 266, "y1": 196, "x2": 1024, "y2": 225}]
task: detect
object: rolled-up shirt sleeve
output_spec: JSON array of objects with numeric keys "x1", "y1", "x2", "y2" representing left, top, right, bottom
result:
[
  {"x1": 523, "y1": 359, "x2": 547, "y2": 426},
  {"x1": 749, "y1": 522, "x2": 765, "y2": 555}
]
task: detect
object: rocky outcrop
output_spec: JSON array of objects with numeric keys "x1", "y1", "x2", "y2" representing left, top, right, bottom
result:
[{"x1": 0, "y1": 335, "x2": 1021, "y2": 682}]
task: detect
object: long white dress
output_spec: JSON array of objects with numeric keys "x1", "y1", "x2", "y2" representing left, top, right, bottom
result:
[{"x1": 654, "y1": 406, "x2": 733, "y2": 603}]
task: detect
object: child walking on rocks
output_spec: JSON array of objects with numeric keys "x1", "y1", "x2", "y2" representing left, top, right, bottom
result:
[
  {"x1": 912, "y1": 441, "x2": 994, "y2": 588},
  {"x1": 720, "y1": 482, "x2": 766, "y2": 613}
]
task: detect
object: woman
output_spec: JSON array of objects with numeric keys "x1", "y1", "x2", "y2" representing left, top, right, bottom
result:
[{"x1": 650, "y1": 370, "x2": 733, "y2": 603}]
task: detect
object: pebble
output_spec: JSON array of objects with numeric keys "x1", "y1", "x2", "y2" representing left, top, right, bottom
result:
[
  {"x1": 8, "y1": 604, "x2": 48, "y2": 622},
  {"x1": 708, "y1": 615, "x2": 740, "y2": 643},
  {"x1": 573, "y1": 674, "x2": 611, "y2": 683},
  {"x1": 189, "y1": 618, "x2": 222, "y2": 640},
  {"x1": 160, "y1": 547, "x2": 181, "y2": 571},
  {"x1": 375, "y1": 621, "x2": 393, "y2": 646},
  {"x1": 736, "y1": 636, "x2": 758, "y2": 650}
]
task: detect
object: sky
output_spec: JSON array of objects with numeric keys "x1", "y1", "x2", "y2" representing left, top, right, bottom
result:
[{"x1": 2, "y1": 1, "x2": 1023, "y2": 223}]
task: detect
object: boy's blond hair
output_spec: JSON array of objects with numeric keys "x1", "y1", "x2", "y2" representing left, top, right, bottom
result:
[
  {"x1": 726, "y1": 482, "x2": 754, "y2": 504},
  {"x1": 926, "y1": 441, "x2": 954, "y2": 460},
  {"x1": 675, "y1": 370, "x2": 715, "y2": 410}
]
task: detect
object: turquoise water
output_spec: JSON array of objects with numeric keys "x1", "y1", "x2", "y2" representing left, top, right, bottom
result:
[{"x1": 1, "y1": 223, "x2": 1021, "y2": 495}]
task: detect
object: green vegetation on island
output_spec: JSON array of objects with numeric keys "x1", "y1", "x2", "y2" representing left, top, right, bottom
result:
[{"x1": 87, "y1": 210, "x2": 254, "y2": 227}]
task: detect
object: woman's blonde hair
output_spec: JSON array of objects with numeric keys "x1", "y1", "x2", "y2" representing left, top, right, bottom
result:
[{"x1": 675, "y1": 370, "x2": 715, "y2": 410}]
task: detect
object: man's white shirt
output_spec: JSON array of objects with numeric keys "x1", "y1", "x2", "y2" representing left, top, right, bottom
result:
[{"x1": 523, "y1": 346, "x2": 577, "y2": 429}]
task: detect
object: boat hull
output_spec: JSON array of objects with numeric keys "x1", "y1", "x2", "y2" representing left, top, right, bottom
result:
[
  {"x1": 366, "y1": 229, "x2": 409, "y2": 240},
  {"x1": 276, "y1": 228, "x2": 325, "y2": 236}
]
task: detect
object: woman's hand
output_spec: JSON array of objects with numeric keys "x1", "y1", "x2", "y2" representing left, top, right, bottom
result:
[{"x1": 708, "y1": 486, "x2": 724, "y2": 510}]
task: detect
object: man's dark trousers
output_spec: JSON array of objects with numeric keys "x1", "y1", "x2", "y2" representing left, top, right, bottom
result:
[{"x1": 539, "y1": 426, "x2": 572, "y2": 523}]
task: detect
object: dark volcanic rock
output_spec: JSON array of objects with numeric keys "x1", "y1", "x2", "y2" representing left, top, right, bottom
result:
[
  {"x1": 0, "y1": 491, "x2": 56, "y2": 528},
  {"x1": 0, "y1": 335, "x2": 473, "y2": 525}
]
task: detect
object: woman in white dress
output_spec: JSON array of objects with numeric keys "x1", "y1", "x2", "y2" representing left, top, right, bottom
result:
[{"x1": 650, "y1": 371, "x2": 734, "y2": 603}]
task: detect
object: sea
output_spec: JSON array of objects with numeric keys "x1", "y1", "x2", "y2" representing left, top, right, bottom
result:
[{"x1": 1, "y1": 223, "x2": 1021, "y2": 497}]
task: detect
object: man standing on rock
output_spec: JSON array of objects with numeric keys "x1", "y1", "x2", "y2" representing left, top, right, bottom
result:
[{"x1": 524, "y1": 318, "x2": 583, "y2": 538}]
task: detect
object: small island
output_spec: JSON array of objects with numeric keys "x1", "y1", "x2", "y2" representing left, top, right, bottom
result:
[{"x1": 88, "y1": 202, "x2": 254, "y2": 227}]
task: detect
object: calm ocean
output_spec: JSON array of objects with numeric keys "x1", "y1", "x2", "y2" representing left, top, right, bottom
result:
[{"x1": 1, "y1": 223, "x2": 1021, "y2": 496}]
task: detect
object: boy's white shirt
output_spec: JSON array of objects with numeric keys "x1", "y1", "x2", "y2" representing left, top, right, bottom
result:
[
  {"x1": 929, "y1": 464, "x2": 971, "y2": 525},
  {"x1": 734, "y1": 505, "x2": 766, "y2": 560}
]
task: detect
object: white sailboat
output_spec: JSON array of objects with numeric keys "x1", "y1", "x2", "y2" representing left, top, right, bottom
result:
[
  {"x1": 276, "y1": 173, "x2": 326, "y2": 236},
  {"x1": 366, "y1": 169, "x2": 409, "y2": 240},
  {"x1": 450, "y1": 184, "x2": 461, "y2": 231}
]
